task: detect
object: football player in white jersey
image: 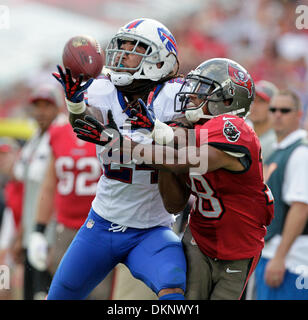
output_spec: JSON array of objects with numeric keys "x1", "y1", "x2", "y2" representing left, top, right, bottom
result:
[{"x1": 48, "y1": 18, "x2": 187, "y2": 300}]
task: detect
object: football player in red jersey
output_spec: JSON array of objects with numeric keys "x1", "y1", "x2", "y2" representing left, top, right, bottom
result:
[
  {"x1": 75, "y1": 58, "x2": 275, "y2": 300},
  {"x1": 27, "y1": 121, "x2": 115, "y2": 299}
]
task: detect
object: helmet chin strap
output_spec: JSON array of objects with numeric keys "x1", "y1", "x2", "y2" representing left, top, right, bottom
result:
[
  {"x1": 109, "y1": 68, "x2": 157, "y2": 86},
  {"x1": 185, "y1": 105, "x2": 247, "y2": 123},
  {"x1": 185, "y1": 101, "x2": 211, "y2": 123},
  {"x1": 110, "y1": 71, "x2": 134, "y2": 86}
]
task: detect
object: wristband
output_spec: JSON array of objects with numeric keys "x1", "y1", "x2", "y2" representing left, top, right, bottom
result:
[
  {"x1": 65, "y1": 98, "x2": 87, "y2": 114},
  {"x1": 35, "y1": 223, "x2": 47, "y2": 233},
  {"x1": 151, "y1": 119, "x2": 175, "y2": 145}
]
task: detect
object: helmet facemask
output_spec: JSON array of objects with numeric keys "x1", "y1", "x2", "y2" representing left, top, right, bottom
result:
[
  {"x1": 106, "y1": 34, "x2": 177, "y2": 85},
  {"x1": 105, "y1": 18, "x2": 178, "y2": 86},
  {"x1": 106, "y1": 34, "x2": 157, "y2": 71},
  {"x1": 175, "y1": 74, "x2": 229, "y2": 122},
  {"x1": 175, "y1": 74, "x2": 225, "y2": 110}
]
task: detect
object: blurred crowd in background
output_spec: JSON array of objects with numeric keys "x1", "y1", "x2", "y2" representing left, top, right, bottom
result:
[
  {"x1": 1, "y1": 0, "x2": 308, "y2": 126},
  {"x1": 0, "y1": 0, "x2": 308, "y2": 300}
]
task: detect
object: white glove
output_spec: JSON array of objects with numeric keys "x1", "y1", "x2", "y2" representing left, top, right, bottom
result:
[{"x1": 28, "y1": 232, "x2": 48, "y2": 271}]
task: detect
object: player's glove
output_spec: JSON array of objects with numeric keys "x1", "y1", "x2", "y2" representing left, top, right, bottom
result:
[
  {"x1": 52, "y1": 65, "x2": 93, "y2": 103},
  {"x1": 52, "y1": 65, "x2": 93, "y2": 114},
  {"x1": 127, "y1": 98, "x2": 156, "y2": 132},
  {"x1": 125, "y1": 98, "x2": 174, "y2": 145},
  {"x1": 73, "y1": 110, "x2": 123, "y2": 148},
  {"x1": 28, "y1": 227, "x2": 48, "y2": 272}
]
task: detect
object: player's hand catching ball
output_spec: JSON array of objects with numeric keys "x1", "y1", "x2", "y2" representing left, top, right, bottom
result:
[{"x1": 52, "y1": 65, "x2": 93, "y2": 103}]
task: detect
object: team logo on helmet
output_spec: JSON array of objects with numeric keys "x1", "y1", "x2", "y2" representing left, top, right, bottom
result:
[
  {"x1": 223, "y1": 120, "x2": 241, "y2": 142},
  {"x1": 157, "y1": 27, "x2": 177, "y2": 54},
  {"x1": 124, "y1": 19, "x2": 145, "y2": 30},
  {"x1": 228, "y1": 63, "x2": 253, "y2": 98}
]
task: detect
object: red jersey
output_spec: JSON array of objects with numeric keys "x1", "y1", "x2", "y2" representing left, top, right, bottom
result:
[
  {"x1": 4, "y1": 180, "x2": 23, "y2": 228},
  {"x1": 49, "y1": 123, "x2": 101, "y2": 229},
  {"x1": 188, "y1": 115, "x2": 274, "y2": 260}
]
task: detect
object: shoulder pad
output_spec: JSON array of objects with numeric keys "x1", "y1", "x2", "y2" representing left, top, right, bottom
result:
[
  {"x1": 160, "y1": 79, "x2": 183, "y2": 101},
  {"x1": 85, "y1": 77, "x2": 115, "y2": 106}
]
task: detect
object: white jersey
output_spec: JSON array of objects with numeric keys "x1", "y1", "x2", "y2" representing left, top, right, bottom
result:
[
  {"x1": 86, "y1": 76, "x2": 183, "y2": 228},
  {"x1": 14, "y1": 113, "x2": 67, "y2": 247}
]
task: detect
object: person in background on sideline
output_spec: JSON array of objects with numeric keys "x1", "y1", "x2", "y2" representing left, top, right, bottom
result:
[
  {"x1": 3, "y1": 84, "x2": 66, "y2": 299},
  {"x1": 248, "y1": 80, "x2": 278, "y2": 163},
  {"x1": 255, "y1": 89, "x2": 308, "y2": 300}
]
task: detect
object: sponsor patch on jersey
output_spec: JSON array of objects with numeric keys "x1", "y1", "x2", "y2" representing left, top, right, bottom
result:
[
  {"x1": 223, "y1": 120, "x2": 241, "y2": 142},
  {"x1": 86, "y1": 218, "x2": 95, "y2": 229},
  {"x1": 228, "y1": 62, "x2": 253, "y2": 98}
]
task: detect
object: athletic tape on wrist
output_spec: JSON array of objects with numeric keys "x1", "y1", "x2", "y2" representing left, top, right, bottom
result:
[
  {"x1": 152, "y1": 119, "x2": 174, "y2": 145},
  {"x1": 65, "y1": 98, "x2": 86, "y2": 114}
]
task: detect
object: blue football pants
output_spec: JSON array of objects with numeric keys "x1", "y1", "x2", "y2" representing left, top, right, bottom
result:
[{"x1": 47, "y1": 208, "x2": 186, "y2": 299}]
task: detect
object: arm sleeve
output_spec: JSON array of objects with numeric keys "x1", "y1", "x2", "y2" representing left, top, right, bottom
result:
[{"x1": 198, "y1": 117, "x2": 252, "y2": 170}]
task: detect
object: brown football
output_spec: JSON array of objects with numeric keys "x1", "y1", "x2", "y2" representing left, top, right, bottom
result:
[{"x1": 62, "y1": 35, "x2": 104, "y2": 80}]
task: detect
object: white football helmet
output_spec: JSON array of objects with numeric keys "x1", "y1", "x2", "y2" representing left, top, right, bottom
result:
[{"x1": 105, "y1": 18, "x2": 178, "y2": 86}]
